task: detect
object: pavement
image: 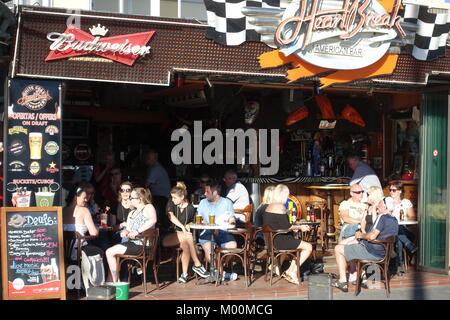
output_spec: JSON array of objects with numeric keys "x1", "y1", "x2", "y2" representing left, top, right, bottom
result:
[{"x1": 121, "y1": 249, "x2": 450, "y2": 301}]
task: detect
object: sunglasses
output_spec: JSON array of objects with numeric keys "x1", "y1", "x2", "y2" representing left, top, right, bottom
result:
[
  {"x1": 351, "y1": 191, "x2": 364, "y2": 194},
  {"x1": 120, "y1": 188, "x2": 132, "y2": 193},
  {"x1": 389, "y1": 189, "x2": 399, "y2": 192},
  {"x1": 110, "y1": 172, "x2": 121, "y2": 176}
]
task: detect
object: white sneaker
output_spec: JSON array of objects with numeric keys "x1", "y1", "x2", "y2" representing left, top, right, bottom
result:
[{"x1": 348, "y1": 273, "x2": 357, "y2": 282}]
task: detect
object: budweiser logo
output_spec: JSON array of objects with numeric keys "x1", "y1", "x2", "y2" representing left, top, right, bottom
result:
[{"x1": 46, "y1": 24, "x2": 155, "y2": 66}]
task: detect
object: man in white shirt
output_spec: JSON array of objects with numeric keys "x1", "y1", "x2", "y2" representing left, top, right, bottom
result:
[{"x1": 223, "y1": 169, "x2": 250, "y2": 223}]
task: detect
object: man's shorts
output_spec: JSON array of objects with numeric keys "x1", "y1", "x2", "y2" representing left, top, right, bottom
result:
[
  {"x1": 199, "y1": 230, "x2": 236, "y2": 247},
  {"x1": 344, "y1": 243, "x2": 382, "y2": 261}
]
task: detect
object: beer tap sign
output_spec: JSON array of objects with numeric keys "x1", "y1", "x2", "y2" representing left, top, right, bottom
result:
[{"x1": 4, "y1": 79, "x2": 62, "y2": 208}]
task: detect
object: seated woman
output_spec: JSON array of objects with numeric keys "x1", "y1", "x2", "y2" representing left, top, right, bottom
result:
[
  {"x1": 385, "y1": 181, "x2": 418, "y2": 274},
  {"x1": 263, "y1": 184, "x2": 312, "y2": 285},
  {"x1": 360, "y1": 186, "x2": 385, "y2": 234},
  {"x1": 105, "y1": 187, "x2": 157, "y2": 282},
  {"x1": 161, "y1": 182, "x2": 210, "y2": 283},
  {"x1": 254, "y1": 186, "x2": 275, "y2": 246},
  {"x1": 255, "y1": 186, "x2": 275, "y2": 228},
  {"x1": 109, "y1": 181, "x2": 133, "y2": 245},
  {"x1": 63, "y1": 184, "x2": 103, "y2": 262}
]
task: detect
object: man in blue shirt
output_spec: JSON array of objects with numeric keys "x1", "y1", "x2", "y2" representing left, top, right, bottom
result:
[
  {"x1": 333, "y1": 198, "x2": 398, "y2": 292},
  {"x1": 144, "y1": 149, "x2": 171, "y2": 231},
  {"x1": 197, "y1": 180, "x2": 237, "y2": 265}
]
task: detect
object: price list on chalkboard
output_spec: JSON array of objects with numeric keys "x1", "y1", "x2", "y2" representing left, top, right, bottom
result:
[
  {"x1": 4, "y1": 79, "x2": 62, "y2": 208},
  {"x1": 1, "y1": 208, "x2": 64, "y2": 299}
]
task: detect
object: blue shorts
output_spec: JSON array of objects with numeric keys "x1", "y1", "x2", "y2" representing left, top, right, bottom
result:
[{"x1": 198, "y1": 230, "x2": 236, "y2": 247}]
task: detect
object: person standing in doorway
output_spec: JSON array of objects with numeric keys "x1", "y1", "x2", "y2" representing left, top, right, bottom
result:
[
  {"x1": 144, "y1": 149, "x2": 171, "y2": 232},
  {"x1": 345, "y1": 153, "x2": 382, "y2": 202}
]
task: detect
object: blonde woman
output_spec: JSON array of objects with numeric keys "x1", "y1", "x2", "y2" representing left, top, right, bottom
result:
[
  {"x1": 255, "y1": 186, "x2": 275, "y2": 228},
  {"x1": 361, "y1": 186, "x2": 384, "y2": 234},
  {"x1": 106, "y1": 187, "x2": 157, "y2": 282},
  {"x1": 263, "y1": 184, "x2": 312, "y2": 285},
  {"x1": 161, "y1": 182, "x2": 210, "y2": 283}
]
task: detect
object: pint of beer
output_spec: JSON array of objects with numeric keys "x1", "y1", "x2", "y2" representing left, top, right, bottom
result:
[{"x1": 29, "y1": 132, "x2": 42, "y2": 160}]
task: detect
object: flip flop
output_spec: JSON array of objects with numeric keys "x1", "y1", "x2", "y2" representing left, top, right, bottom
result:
[
  {"x1": 331, "y1": 280, "x2": 348, "y2": 292},
  {"x1": 282, "y1": 273, "x2": 300, "y2": 285}
]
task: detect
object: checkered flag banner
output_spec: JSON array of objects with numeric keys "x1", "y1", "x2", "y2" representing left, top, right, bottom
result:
[
  {"x1": 403, "y1": 3, "x2": 450, "y2": 60},
  {"x1": 203, "y1": 0, "x2": 288, "y2": 46}
]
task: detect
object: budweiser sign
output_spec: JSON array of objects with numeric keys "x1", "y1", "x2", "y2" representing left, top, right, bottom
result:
[
  {"x1": 46, "y1": 24, "x2": 155, "y2": 66},
  {"x1": 275, "y1": 0, "x2": 405, "y2": 70}
]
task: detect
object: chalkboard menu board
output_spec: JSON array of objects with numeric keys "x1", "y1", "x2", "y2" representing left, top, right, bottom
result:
[
  {"x1": 1, "y1": 207, "x2": 66, "y2": 300},
  {"x1": 4, "y1": 79, "x2": 62, "y2": 208}
]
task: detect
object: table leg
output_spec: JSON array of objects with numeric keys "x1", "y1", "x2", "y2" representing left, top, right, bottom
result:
[{"x1": 196, "y1": 231, "x2": 227, "y2": 285}]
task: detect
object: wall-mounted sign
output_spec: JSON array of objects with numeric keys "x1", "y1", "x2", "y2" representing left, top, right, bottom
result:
[
  {"x1": 275, "y1": 0, "x2": 404, "y2": 70},
  {"x1": 46, "y1": 24, "x2": 155, "y2": 66},
  {"x1": 4, "y1": 79, "x2": 62, "y2": 208}
]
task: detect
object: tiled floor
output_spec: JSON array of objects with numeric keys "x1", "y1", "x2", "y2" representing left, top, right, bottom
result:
[{"x1": 123, "y1": 251, "x2": 450, "y2": 300}]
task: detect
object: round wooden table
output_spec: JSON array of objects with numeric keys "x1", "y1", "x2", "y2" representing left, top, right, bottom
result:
[{"x1": 305, "y1": 184, "x2": 350, "y2": 250}]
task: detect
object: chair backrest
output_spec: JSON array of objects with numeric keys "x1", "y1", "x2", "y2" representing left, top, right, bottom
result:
[
  {"x1": 140, "y1": 228, "x2": 159, "y2": 261},
  {"x1": 262, "y1": 225, "x2": 275, "y2": 256},
  {"x1": 367, "y1": 235, "x2": 396, "y2": 264},
  {"x1": 234, "y1": 204, "x2": 253, "y2": 224}
]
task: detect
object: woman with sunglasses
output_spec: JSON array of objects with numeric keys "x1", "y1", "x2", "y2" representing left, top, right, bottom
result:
[
  {"x1": 106, "y1": 187, "x2": 157, "y2": 282},
  {"x1": 385, "y1": 181, "x2": 418, "y2": 274},
  {"x1": 110, "y1": 181, "x2": 133, "y2": 244},
  {"x1": 161, "y1": 182, "x2": 210, "y2": 283}
]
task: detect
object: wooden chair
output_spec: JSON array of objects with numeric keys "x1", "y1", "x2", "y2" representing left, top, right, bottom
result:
[
  {"x1": 300, "y1": 224, "x2": 320, "y2": 261},
  {"x1": 235, "y1": 204, "x2": 253, "y2": 226},
  {"x1": 262, "y1": 225, "x2": 302, "y2": 286},
  {"x1": 215, "y1": 223, "x2": 255, "y2": 287},
  {"x1": 116, "y1": 228, "x2": 160, "y2": 295},
  {"x1": 353, "y1": 236, "x2": 396, "y2": 297},
  {"x1": 63, "y1": 231, "x2": 98, "y2": 267}
]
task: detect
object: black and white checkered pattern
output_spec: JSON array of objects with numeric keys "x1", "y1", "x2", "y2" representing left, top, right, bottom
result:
[
  {"x1": 203, "y1": 0, "x2": 283, "y2": 46},
  {"x1": 404, "y1": 4, "x2": 450, "y2": 60}
]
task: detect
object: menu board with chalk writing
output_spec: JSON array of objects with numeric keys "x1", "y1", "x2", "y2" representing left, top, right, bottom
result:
[{"x1": 1, "y1": 207, "x2": 66, "y2": 300}]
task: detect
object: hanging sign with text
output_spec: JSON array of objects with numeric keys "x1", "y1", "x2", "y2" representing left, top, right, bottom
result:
[{"x1": 4, "y1": 79, "x2": 62, "y2": 208}]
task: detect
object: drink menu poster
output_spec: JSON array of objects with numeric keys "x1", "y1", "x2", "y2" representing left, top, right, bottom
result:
[
  {"x1": 1, "y1": 207, "x2": 66, "y2": 300},
  {"x1": 4, "y1": 79, "x2": 62, "y2": 207}
]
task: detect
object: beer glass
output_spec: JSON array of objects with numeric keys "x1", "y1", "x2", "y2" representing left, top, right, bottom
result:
[
  {"x1": 209, "y1": 214, "x2": 215, "y2": 225},
  {"x1": 29, "y1": 132, "x2": 42, "y2": 160},
  {"x1": 195, "y1": 214, "x2": 202, "y2": 224}
]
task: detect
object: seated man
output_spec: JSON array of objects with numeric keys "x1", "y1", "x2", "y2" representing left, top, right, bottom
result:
[
  {"x1": 197, "y1": 180, "x2": 237, "y2": 266},
  {"x1": 223, "y1": 169, "x2": 250, "y2": 223},
  {"x1": 338, "y1": 184, "x2": 368, "y2": 242},
  {"x1": 333, "y1": 198, "x2": 398, "y2": 292}
]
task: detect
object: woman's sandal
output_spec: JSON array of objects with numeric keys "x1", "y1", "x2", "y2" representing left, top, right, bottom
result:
[
  {"x1": 282, "y1": 273, "x2": 300, "y2": 285},
  {"x1": 332, "y1": 280, "x2": 349, "y2": 292}
]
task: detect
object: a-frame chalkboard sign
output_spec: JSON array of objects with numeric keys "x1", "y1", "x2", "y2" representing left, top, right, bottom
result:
[{"x1": 1, "y1": 207, "x2": 66, "y2": 300}]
